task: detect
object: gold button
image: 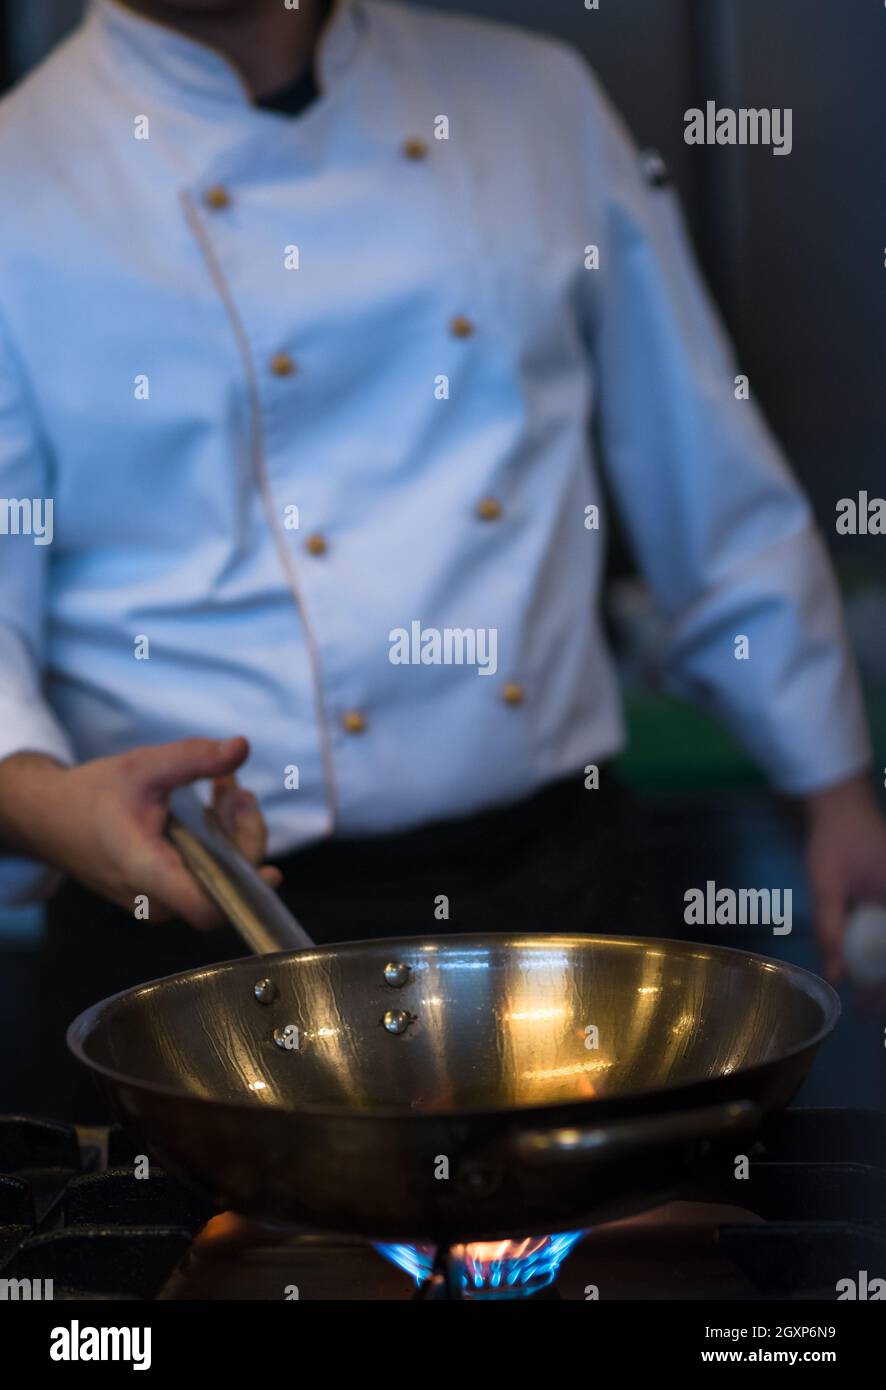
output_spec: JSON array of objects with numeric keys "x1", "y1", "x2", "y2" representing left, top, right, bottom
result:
[
  {"x1": 477, "y1": 497, "x2": 502, "y2": 522},
  {"x1": 305, "y1": 533, "x2": 327, "y2": 557},
  {"x1": 204, "y1": 185, "x2": 230, "y2": 210},
  {"x1": 342, "y1": 710, "x2": 367, "y2": 734},
  {"x1": 403, "y1": 137, "x2": 428, "y2": 160},
  {"x1": 270, "y1": 352, "x2": 296, "y2": 377},
  {"x1": 450, "y1": 314, "x2": 475, "y2": 339},
  {"x1": 502, "y1": 682, "x2": 524, "y2": 707}
]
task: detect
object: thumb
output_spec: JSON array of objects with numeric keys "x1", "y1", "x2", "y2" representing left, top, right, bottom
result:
[{"x1": 138, "y1": 737, "x2": 250, "y2": 795}]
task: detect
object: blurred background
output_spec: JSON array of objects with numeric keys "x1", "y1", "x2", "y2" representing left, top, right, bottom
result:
[{"x1": 0, "y1": 0, "x2": 883, "y2": 1107}]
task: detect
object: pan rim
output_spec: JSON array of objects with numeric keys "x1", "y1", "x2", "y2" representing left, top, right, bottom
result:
[{"x1": 65, "y1": 932, "x2": 841, "y2": 1122}]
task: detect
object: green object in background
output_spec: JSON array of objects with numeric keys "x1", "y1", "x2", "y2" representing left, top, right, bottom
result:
[
  {"x1": 618, "y1": 683, "x2": 886, "y2": 797},
  {"x1": 617, "y1": 692, "x2": 764, "y2": 794}
]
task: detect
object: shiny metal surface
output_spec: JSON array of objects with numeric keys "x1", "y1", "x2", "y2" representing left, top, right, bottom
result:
[
  {"x1": 253, "y1": 978, "x2": 277, "y2": 1005},
  {"x1": 68, "y1": 934, "x2": 838, "y2": 1241},
  {"x1": 383, "y1": 961, "x2": 411, "y2": 988},
  {"x1": 167, "y1": 786, "x2": 313, "y2": 954},
  {"x1": 381, "y1": 1008, "x2": 415, "y2": 1036}
]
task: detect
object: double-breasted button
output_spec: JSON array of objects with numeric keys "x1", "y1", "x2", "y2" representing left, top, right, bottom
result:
[
  {"x1": 501, "y1": 682, "x2": 524, "y2": 706},
  {"x1": 342, "y1": 710, "x2": 367, "y2": 734},
  {"x1": 204, "y1": 185, "x2": 231, "y2": 210},
  {"x1": 640, "y1": 148, "x2": 671, "y2": 189},
  {"x1": 270, "y1": 352, "x2": 297, "y2": 377},
  {"x1": 403, "y1": 137, "x2": 428, "y2": 160},
  {"x1": 477, "y1": 497, "x2": 502, "y2": 522},
  {"x1": 305, "y1": 534, "x2": 328, "y2": 557},
  {"x1": 449, "y1": 314, "x2": 475, "y2": 339}
]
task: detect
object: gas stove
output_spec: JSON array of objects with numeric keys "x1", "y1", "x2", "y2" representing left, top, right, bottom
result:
[{"x1": 1, "y1": 1109, "x2": 883, "y2": 1301}]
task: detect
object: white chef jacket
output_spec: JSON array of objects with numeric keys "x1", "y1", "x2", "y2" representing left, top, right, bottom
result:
[{"x1": 0, "y1": 0, "x2": 871, "y2": 901}]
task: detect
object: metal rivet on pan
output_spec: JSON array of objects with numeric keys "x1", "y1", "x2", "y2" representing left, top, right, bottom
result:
[
  {"x1": 254, "y1": 978, "x2": 277, "y2": 1005},
  {"x1": 273, "y1": 1024, "x2": 299, "y2": 1050},
  {"x1": 382, "y1": 1009, "x2": 415, "y2": 1035},
  {"x1": 383, "y1": 961, "x2": 411, "y2": 988}
]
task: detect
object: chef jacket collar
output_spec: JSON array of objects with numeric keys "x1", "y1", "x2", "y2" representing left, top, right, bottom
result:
[{"x1": 87, "y1": 0, "x2": 363, "y2": 112}]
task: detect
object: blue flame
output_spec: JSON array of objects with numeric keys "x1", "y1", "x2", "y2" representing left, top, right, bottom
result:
[{"x1": 375, "y1": 1231, "x2": 586, "y2": 1298}]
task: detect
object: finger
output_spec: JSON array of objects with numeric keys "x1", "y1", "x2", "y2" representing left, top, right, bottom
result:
[
  {"x1": 218, "y1": 788, "x2": 268, "y2": 865},
  {"x1": 212, "y1": 774, "x2": 241, "y2": 836},
  {"x1": 139, "y1": 839, "x2": 228, "y2": 930},
  {"x1": 259, "y1": 864, "x2": 283, "y2": 890},
  {"x1": 814, "y1": 886, "x2": 847, "y2": 983},
  {"x1": 212, "y1": 773, "x2": 239, "y2": 805},
  {"x1": 136, "y1": 737, "x2": 250, "y2": 796}
]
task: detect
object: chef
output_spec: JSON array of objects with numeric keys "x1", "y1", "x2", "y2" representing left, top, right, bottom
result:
[{"x1": 0, "y1": 0, "x2": 883, "y2": 1048}]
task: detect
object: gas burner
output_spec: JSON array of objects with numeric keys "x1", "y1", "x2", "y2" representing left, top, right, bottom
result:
[
  {"x1": 376, "y1": 1232, "x2": 587, "y2": 1299},
  {"x1": 1, "y1": 1110, "x2": 884, "y2": 1300}
]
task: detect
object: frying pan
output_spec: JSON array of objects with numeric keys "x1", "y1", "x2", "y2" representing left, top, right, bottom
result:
[{"x1": 67, "y1": 788, "x2": 840, "y2": 1243}]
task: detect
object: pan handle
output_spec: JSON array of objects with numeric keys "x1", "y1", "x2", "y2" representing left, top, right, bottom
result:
[
  {"x1": 507, "y1": 1099, "x2": 760, "y2": 1167},
  {"x1": 167, "y1": 784, "x2": 314, "y2": 955}
]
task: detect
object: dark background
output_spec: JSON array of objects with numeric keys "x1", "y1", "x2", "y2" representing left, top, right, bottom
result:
[{"x1": 0, "y1": 1, "x2": 883, "y2": 1110}]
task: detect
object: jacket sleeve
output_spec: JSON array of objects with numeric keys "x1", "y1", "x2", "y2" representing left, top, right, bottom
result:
[
  {"x1": 0, "y1": 307, "x2": 73, "y2": 901},
  {"x1": 577, "y1": 67, "x2": 871, "y2": 794}
]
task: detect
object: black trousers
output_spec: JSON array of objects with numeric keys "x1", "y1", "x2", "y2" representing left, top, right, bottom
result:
[{"x1": 27, "y1": 767, "x2": 657, "y2": 1120}]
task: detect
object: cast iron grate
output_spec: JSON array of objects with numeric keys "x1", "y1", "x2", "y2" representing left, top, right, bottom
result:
[{"x1": 0, "y1": 1116, "x2": 213, "y2": 1299}]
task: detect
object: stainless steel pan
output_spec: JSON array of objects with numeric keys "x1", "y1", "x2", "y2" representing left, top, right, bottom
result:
[{"x1": 67, "y1": 788, "x2": 839, "y2": 1242}]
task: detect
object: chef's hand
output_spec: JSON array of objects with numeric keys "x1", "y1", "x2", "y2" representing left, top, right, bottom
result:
[
  {"x1": 0, "y1": 738, "x2": 281, "y2": 929},
  {"x1": 805, "y1": 772, "x2": 886, "y2": 989}
]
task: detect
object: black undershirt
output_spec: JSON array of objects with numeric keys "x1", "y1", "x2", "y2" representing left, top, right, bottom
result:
[
  {"x1": 255, "y1": 62, "x2": 320, "y2": 118},
  {"x1": 254, "y1": 2, "x2": 332, "y2": 118}
]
